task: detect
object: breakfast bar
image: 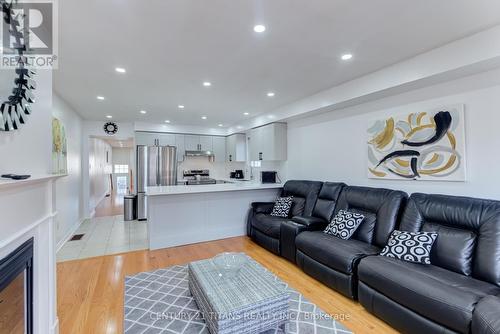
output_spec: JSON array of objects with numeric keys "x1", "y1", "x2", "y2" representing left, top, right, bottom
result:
[{"x1": 146, "y1": 182, "x2": 282, "y2": 250}]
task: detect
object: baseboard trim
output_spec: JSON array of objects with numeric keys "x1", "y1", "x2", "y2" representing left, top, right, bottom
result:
[{"x1": 56, "y1": 217, "x2": 84, "y2": 252}]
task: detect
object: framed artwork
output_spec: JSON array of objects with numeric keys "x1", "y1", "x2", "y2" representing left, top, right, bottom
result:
[
  {"x1": 52, "y1": 117, "x2": 68, "y2": 174},
  {"x1": 367, "y1": 104, "x2": 466, "y2": 181}
]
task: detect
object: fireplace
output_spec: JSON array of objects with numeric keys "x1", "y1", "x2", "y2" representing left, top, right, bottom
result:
[{"x1": 0, "y1": 238, "x2": 33, "y2": 334}]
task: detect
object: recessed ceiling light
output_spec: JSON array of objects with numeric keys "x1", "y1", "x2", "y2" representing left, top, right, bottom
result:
[
  {"x1": 115, "y1": 67, "x2": 126, "y2": 73},
  {"x1": 218, "y1": 124, "x2": 223, "y2": 127},
  {"x1": 165, "y1": 120, "x2": 170, "y2": 123},
  {"x1": 106, "y1": 115, "x2": 112, "y2": 119},
  {"x1": 243, "y1": 112, "x2": 249, "y2": 116},
  {"x1": 267, "y1": 92, "x2": 275, "y2": 97},
  {"x1": 139, "y1": 110, "x2": 146, "y2": 114},
  {"x1": 341, "y1": 53, "x2": 353, "y2": 60},
  {"x1": 203, "y1": 81, "x2": 211, "y2": 87},
  {"x1": 178, "y1": 105, "x2": 185, "y2": 109},
  {"x1": 253, "y1": 25, "x2": 266, "y2": 33},
  {"x1": 97, "y1": 96, "x2": 105, "y2": 100},
  {"x1": 201, "y1": 116, "x2": 207, "y2": 120},
  {"x1": 237, "y1": 126, "x2": 243, "y2": 129}
]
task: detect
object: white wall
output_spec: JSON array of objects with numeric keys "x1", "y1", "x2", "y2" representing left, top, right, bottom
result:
[
  {"x1": 88, "y1": 137, "x2": 112, "y2": 213},
  {"x1": 52, "y1": 94, "x2": 84, "y2": 247},
  {"x1": 286, "y1": 68, "x2": 500, "y2": 200},
  {"x1": 0, "y1": 70, "x2": 52, "y2": 175}
]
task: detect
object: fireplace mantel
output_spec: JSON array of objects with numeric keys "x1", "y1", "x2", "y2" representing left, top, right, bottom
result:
[{"x1": 0, "y1": 174, "x2": 63, "y2": 334}]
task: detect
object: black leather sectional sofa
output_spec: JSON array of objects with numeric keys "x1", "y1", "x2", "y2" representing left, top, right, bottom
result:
[{"x1": 247, "y1": 180, "x2": 500, "y2": 334}]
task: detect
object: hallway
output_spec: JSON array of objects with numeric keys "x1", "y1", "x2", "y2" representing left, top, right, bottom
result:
[{"x1": 94, "y1": 192, "x2": 124, "y2": 217}]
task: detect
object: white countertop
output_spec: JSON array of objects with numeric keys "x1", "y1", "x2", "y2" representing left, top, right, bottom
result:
[{"x1": 146, "y1": 181, "x2": 282, "y2": 196}]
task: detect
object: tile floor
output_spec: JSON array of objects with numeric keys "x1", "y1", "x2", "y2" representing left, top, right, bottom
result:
[{"x1": 57, "y1": 215, "x2": 148, "y2": 262}]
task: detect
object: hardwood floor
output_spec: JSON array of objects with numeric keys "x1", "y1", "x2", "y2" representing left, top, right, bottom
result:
[
  {"x1": 57, "y1": 236, "x2": 398, "y2": 334},
  {"x1": 94, "y1": 192, "x2": 124, "y2": 217}
]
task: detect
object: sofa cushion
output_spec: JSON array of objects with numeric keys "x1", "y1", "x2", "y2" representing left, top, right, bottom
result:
[
  {"x1": 252, "y1": 213, "x2": 290, "y2": 238},
  {"x1": 400, "y1": 193, "x2": 500, "y2": 285},
  {"x1": 296, "y1": 231, "x2": 380, "y2": 275},
  {"x1": 270, "y1": 196, "x2": 293, "y2": 218},
  {"x1": 334, "y1": 186, "x2": 407, "y2": 248},
  {"x1": 281, "y1": 180, "x2": 323, "y2": 216},
  {"x1": 290, "y1": 197, "x2": 306, "y2": 216},
  {"x1": 380, "y1": 230, "x2": 438, "y2": 265},
  {"x1": 358, "y1": 256, "x2": 500, "y2": 333},
  {"x1": 312, "y1": 182, "x2": 345, "y2": 221},
  {"x1": 472, "y1": 296, "x2": 500, "y2": 334},
  {"x1": 324, "y1": 210, "x2": 365, "y2": 240}
]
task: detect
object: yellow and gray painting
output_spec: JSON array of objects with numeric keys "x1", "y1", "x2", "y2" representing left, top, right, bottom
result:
[{"x1": 368, "y1": 105, "x2": 465, "y2": 181}]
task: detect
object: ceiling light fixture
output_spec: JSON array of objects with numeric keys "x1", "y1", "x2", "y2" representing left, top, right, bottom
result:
[
  {"x1": 201, "y1": 116, "x2": 207, "y2": 120},
  {"x1": 243, "y1": 112, "x2": 249, "y2": 115},
  {"x1": 165, "y1": 120, "x2": 171, "y2": 123},
  {"x1": 341, "y1": 53, "x2": 353, "y2": 60},
  {"x1": 218, "y1": 124, "x2": 223, "y2": 127},
  {"x1": 267, "y1": 92, "x2": 275, "y2": 97},
  {"x1": 115, "y1": 67, "x2": 126, "y2": 73},
  {"x1": 178, "y1": 105, "x2": 185, "y2": 109},
  {"x1": 97, "y1": 96, "x2": 105, "y2": 100},
  {"x1": 203, "y1": 81, "x2": 211, "y2": 87},
  {"x1": 106, "y1": 115, "x2": 112, "y2": 119},
  {"x1": 140, "y1": 110, "x2": 146, "y2": 114},
  {"x1": 253, "y1": 25, "x2": 266, "y2": 33}
]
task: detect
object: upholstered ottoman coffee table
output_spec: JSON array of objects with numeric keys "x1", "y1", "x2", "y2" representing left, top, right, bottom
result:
[{"x1": 188, "y1": 254, "x2": 289, "y2": 334}]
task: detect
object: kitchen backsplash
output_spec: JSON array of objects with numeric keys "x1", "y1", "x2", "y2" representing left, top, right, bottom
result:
[{"x1": 178, "y1": 156, "x2": 286, "y2": 182}]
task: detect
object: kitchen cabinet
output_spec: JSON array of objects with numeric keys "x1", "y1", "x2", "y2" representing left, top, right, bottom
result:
[
  {"x1": 184, "y1": 135, "x2": 213, "y2": 151},
  {"x1": 226, "y1": 133, "x2": 246, "y2": 162},
  {"x1": 135, "y1": 132, "x2": 175, "y2": 146},
  {"x1": 212, "y1": 136, "x2": 226, "y2": 162},
  {"x1": 248, "y1": 123, "x2": 287, "y2": 161}
]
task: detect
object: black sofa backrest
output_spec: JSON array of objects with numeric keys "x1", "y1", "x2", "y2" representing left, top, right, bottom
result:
[
  {"x1": 312, "y1": 182, "x2": 346, "y2": 221},
  {"x1": 281, "y1": 180, "x2": 323, "y2": 217},
  {"x1": 400, "y1": 193, "x2": 500, "y2": 286},
  {"x1": 334, "y1": 186, "x2": 407, "y2": 248}
]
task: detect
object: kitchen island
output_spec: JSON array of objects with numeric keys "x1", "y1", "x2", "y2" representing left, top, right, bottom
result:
[{"x1": 146, "y1": 182, "x2": 282, "y2": 250}]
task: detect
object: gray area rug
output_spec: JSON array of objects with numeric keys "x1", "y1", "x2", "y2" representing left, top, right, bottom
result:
[{"x1": 124, "y1": 263, "x2": 352, "y2": 334}]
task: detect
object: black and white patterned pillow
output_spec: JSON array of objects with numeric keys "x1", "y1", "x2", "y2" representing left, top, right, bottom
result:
[
  {"x1": 270, "y1": 196, "x2": 293, "y2": 218},
  {"x1": 324, "y1": 210, "x2": 365, "y2": 240},
  {"x1": 380, "y1": 230, "x2": 438, "y2": 265}
]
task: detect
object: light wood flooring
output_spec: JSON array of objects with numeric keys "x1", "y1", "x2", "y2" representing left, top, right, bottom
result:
[
  {"x1": 94, "y1": 192, "x2": 124, "y2": 218},
  {"x1": 57, "y1": 236, "x2": 398, "y2": 334}
]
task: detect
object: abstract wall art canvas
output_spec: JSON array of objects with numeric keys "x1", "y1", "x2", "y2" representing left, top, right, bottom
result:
[
  {"x1": 367, "y1": 104, "x2": 466, "y2": 181},
  {"x1": 52, "y1": 117, "x2": 68, "y2": 174}
]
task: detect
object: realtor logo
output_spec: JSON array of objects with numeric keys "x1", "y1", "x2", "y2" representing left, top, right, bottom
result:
[{"x1": 1, "y1": 0, "x2": 58, "y2": 68}]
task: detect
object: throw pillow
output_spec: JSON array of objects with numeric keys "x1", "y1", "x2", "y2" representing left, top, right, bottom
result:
[
  {"x1": 324, "y1": 210, "x2": 365, "y2": 240},
  {"x1": 270, "y1": 196, "x2": 293, "y2": 218},
  {"x1": 380, "y1": 230, "x2": 438, "y2": 265}
]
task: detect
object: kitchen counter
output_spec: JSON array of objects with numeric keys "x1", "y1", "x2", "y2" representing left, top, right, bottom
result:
[
  {"x1": 146, "y1": 182, "x2": 282, "y2": 250},
  {"x1": 146, "y1": 181, "x2": 282, "y2": 196}
]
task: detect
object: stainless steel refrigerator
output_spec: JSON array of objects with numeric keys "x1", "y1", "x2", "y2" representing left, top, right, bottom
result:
[{"x1": 136, "y1": 145, "x2": 177, "y2": 220}]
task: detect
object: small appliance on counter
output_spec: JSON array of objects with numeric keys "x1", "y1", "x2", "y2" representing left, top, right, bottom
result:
[
  {"x1": 183, "y1": 169, "x2": 217, "y2": 185},
  {"x1": 229, "y1": 169, "x2": 245, "y2": 179},
  {"x1": 261, "y1": 171, "x2": 278, "y2": 184}
]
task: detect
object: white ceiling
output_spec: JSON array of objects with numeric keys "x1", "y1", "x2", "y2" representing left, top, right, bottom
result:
[{"x1": 54, "y1": 0, "x2": 500, "y2": 129}]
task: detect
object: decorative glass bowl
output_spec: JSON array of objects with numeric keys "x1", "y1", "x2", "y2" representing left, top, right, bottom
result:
[{"x1": 213, "y1": 252, "x2": 247, "y2": 279}]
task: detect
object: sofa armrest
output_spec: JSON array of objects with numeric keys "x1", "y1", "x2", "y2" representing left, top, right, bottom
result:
[
  {"x1": 292, "y1": 216, "x2": 328, "y2": 229},
  {"x1": 472, "y1": 296, "x2": 500, "y2": 334},
  {"x1": 251, "y1": 202, "x2": 275, "y2": 214}
]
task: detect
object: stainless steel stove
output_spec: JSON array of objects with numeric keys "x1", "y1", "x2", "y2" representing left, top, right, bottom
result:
[{"x1": 182, "y1": 169, "x2": 217, "y2": 185}]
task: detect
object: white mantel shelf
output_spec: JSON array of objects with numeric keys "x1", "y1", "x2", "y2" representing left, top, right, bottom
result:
[
  {"x1": 0, "y1": 174, "x2": 67, "y2": 190},
  {"x1": 146, "y1": 182, "x2": 282, "y2": 196}
]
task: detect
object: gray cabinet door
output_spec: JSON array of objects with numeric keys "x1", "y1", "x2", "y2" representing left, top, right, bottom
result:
[
  {"x1": 199, "y1": 136, "x2": 213, "y2": 151},
  {"x1": 135, "y1": 132, "x2": 158, "y2": 146},
  {"x1": 212, "y1": 136, "x2": 226, "y2": 162},
  {"x1": 184, "y1": 135, "x2": 200, "y2": 151},
  {"x1": 158, "y1": 133, "x2": 176, "y2": 146}
]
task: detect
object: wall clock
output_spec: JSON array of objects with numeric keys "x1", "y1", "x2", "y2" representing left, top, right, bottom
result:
[
  {"x1": 103, "y1": 122, "x2": 118, "y2": 135},
  {"x1": 0, "y1": 0, "x2": 36, "y2": 131}
]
